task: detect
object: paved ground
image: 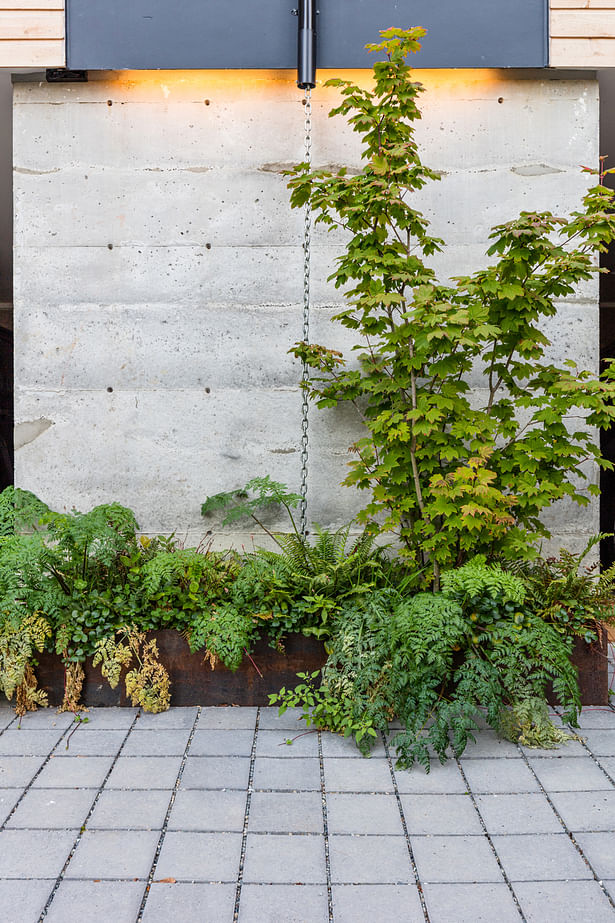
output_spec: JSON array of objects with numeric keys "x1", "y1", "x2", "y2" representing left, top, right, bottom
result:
[{"x1": 0, "y1": 702, "x2": 614, "y2": 922}]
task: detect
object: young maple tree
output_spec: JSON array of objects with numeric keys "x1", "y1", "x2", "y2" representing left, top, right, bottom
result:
[{"x1": 289, "y1": 26, "x2": 615, "y2": 588}]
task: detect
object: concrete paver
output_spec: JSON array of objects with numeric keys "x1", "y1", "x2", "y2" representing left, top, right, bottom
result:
[
  {"x1": 422, "y1": 882, "x2": 521, "y2": 923},
  {"x1": 0, "y1": 703, "x2": 613, "y2": 921}
]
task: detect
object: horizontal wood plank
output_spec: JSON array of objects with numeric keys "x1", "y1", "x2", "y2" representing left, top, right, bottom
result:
[
  {"x1": 0, "y1": 2, "x2": 62, "y2": 8},
  {"x1": 0, "y1": 37, "x2": 63, "y2": 65},
  {"x1": 0, "y1": 9, "x2": 63, "y2": 39},
  {"x1": 550, "y1": 36, "x2": 615, "y2": 64},
  {"x1": 551, "y1": 1, "x2": 615, "y2": 9},
  {"x1": 551, "y1": 9, "x2": 615, "y2": 36}
]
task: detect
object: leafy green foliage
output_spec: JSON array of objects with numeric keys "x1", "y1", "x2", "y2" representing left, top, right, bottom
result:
[
  {"x1": 188, "y1": 604, "x2": 259, "y2": 671},
  {"x1": 272, "y1": 562, "x2": 580, "y2": 769},
  {"x1": 516, "y1": 535, "x2": 615, "y2": 643},
  {"x1": 288, "y1": 27, "x2": 615, "y2": 586},
  {"x1": 499, "y1": 697, "x2": 578, "y2": 749}
]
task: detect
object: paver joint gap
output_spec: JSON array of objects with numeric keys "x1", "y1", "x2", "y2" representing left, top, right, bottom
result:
[
  {"x1": 318, "y1": 729, "x2": 334, "y2": 922},
  {"x1": 136, "y1": 705, "x2": 202, "y2": 921},
  {"x1": 233, "y1": 706, "x2": 260, "y2": 922},
  {"x1": 516, "y1": 739, "x2": 615, "y2": 912},
  {"x1": 38, "y1": 709, "x2": 142, "y2": 921},
  {"x1": 453, "y1": 755, "x2": 526, "y2": 920},
  {"x1": 383, "y1": 730, "x2": 431, "y2": 922}
]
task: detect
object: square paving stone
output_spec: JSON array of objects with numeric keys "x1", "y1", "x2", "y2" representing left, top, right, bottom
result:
[
  {"x1": 88, "y1": 790, "x2": 171, "y2": 830},
  {"x1": 332, "y1": 884, "x2": 423, "y2": 922},
  {"x1": 604, "y1": 880, "x2": 615, "y2": 902},
  {"x1": 577, "y1": 730, "x2": 615, "y2": 757},
  {"x1": 458, "y1": 731, "x2": 521, "y2": 759},
  {"x1": 258, "y1": 707, "x2": 308, "y2": 731},
  {"x1": 16, "y1": 710, "x2": 74, "y2": 730},
  {"x1": 329, "y1": 834, "x2": 412, "y2": 884},
  {"x1": 0, "y1": 829, "x2": 76, "y2": 877},
  {"x1": 460, "y1": 758, "x2": 540, "y2": 794},
  {"x1": 327, "y1": 793, "x2": 404, "y2": 835},
  {"x1": 180, "y1": 756, "x2": 251, "y2": 790},
  {"x1": 61, "y1": 729, "x2": 128, "y2": 757},
  {"x1": 422, "y1": 882, "x2": 521, "y2": 923},
  {"x1": 243, "y1": 833, "x2": 326, "y2": 884},
  {"x1": 0, "y1": 880, "x2": 52, "y2": 922},
  {"x1": 0, "y1": 788, "x2": 21, "y2": 825},
  {"x1": 324, "y1": 758, "x2": 394, "y2": 793},
  {"x1": 6, "y1": 788, "x2": 95, "y2": 829},
  {"x1": 249, "y1": 791, "x2": 323, "y2": 833},
  {"x1": 66, "y1": 830, "x2": 159, "y2": 879},
  {"x1": 475, "y1": 793, "x2": 561, "y2": 834},
  {"x1": 256, "y1": 729, "x2": 319, "y2": 758},
  {"x1": 197, "y1": 707, "x2": 258, "y2": 730},
  {"x1": 69, "y1": 708, "x2": 137, "y2": 730},
  {"x1": 491, "y1": 833, "x2": 591, "y2": 881},
  {"x1": 136, "y1": 707, "x2": 198, "y2": 729},
  {"x1": 549, "y1": 791, "x2": 615, "y2": 831},
  {"x1": 394, "y1": 760, "x2": 467, "y2": 794},
  {"x1": 574, "y1": 831, "x2": 615, "y2": 879},
  {"x1": 239, "y1": 884, "x2": 329, "y2": 922},
  {"x1": 0, "y1": 710, "x2": 15, "y2": 730},
  {"x1": 32, "y1": 756, "x2": 114, "y2": 789},
  {"x1": 121, "y1": 729, "x2": 191, "y2": 757},
  {"x1": 528, "y1": 756, "x2": 612, "y2": 792},
  {"x1": 575, "y1": 709, "x2": 615, "y2": 729},
  {"x1": 155, "y1": 831, "x2": 243, "y2": 882},
  {"x1": 401, "y1": 793, "x2": 482, "y2": 835},
  {"x1": 168, "y1": 789, "x2": 246, "y2": 832},
  {"x1": 0, "y1": 755, "x2": 46, "y2": 787},
  {"x1": 411, "y1": 835, "x2": 503, "y2": 883},
  {"x1": 143, "y1": 882, "x2": 236, "y2": 921},
  {"x1": 106, "y1": 756, "x2": 182, "y2": 790},
  {"x1": 0, "y1": 729, "x2": 65, "y2": 756},
  {"x1": 321, "y1": 732, "x2": 386, "y2": 759},
  {"x1": 514, "y1": 880, "x2": 615, "y2": 922},
  {"x1": 519, "y1": 740, "x2": 587, "y2": 758},
  {"x1": 597, "y1": 757, "x2": 615, "y2": 780},
  {"x1": 45, "y1": 880, "x2": 144, "y2": 923},
  {"x1": 189, "y1": 730, "x2": 254, "y2": 757},
  {"x1": 252, "y1": 757, "x2": 321, "y2": 792}
]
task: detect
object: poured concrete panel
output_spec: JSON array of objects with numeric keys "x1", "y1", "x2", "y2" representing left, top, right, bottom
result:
[{"x1": 13, "y1": 68, "x2": 601, "y2": 549}]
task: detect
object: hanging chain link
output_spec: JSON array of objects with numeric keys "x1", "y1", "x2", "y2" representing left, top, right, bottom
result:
[{"x1": 299, "y1": 88, "x2": 312, "y2": 537}]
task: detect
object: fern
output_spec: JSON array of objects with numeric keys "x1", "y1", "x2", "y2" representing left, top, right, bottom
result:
[
  {"x1": 188, "y1": 604, "x2": 258, "y2": 671},
  {"x1": 93, "y1": 636, "x2": 133, "y2": 688},
  {"x1": 500, "y1": 697, "x2": 578, "y2": 749}
]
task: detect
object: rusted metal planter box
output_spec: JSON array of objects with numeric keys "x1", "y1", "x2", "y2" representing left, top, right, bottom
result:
[
  {"x1": 33, "y1": 625, "x2": 611, "y2": 708},
  {"x1": 546, "y1": 625, "x2": 611, "y2": 708},
  {"x1": 35, "y1": 631, "x2": 328, "y2": 708}
]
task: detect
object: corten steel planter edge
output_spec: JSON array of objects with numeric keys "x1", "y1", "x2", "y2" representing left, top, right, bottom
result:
[
  {"x1": 25, "y1": 625, "x2": 612, "y2": 708},
  {"x1": 33, "y1": 630, "x2": 328, "y2": 708}
]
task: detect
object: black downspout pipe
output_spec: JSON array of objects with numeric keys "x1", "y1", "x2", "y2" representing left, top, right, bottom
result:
[{"x1": 296, "y1": 0, "x2": 317, "y2": 89}]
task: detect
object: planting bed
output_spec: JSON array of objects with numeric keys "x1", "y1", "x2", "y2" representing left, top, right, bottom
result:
[{"x1": 33, "y1": 627, "x2": 610, "y2": 709}]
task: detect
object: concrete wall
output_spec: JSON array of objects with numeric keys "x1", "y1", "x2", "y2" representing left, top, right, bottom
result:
[{"x1": 12, "y1": 68, "x2": 600, "y2": 551}]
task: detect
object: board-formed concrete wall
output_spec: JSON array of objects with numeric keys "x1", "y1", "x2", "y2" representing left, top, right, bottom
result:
[{"x1": 12, "y1": 69, "x2": 599, "y2": 551}]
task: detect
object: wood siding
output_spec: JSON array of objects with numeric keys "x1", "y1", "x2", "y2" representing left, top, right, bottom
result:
[
  {"x1": 0, "y1": 3, "x2": 64, "y2": 67},
  {"x1": 551, "y1": 1, "x2": 615, "y2": 65}
]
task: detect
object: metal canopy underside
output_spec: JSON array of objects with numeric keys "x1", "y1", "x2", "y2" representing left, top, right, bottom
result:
[{"x1": 66, "y1": 0, "x2": 548, "y2": 71}]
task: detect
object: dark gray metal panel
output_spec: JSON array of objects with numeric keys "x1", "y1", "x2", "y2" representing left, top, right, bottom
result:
[{"x1": 66, "y1": 0, "x2": 547, "y2": 71}]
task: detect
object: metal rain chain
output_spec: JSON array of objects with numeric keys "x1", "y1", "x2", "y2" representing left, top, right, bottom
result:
[{"x1": 294, "y1": 0, "x2": 318, "y2": 537}]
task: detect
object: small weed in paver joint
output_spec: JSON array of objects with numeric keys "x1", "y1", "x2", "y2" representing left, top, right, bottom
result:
[{"x1": 65, "y1": 713, "x2": 89, "y2": 750}]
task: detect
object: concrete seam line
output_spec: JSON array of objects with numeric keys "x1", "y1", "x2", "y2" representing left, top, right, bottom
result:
[
  {"x1": 136, "y1": 706, "x2": 202, "y2": 921},
  {"x1": 233, "y1": 707, "x2": 260, "y2": 922}
]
